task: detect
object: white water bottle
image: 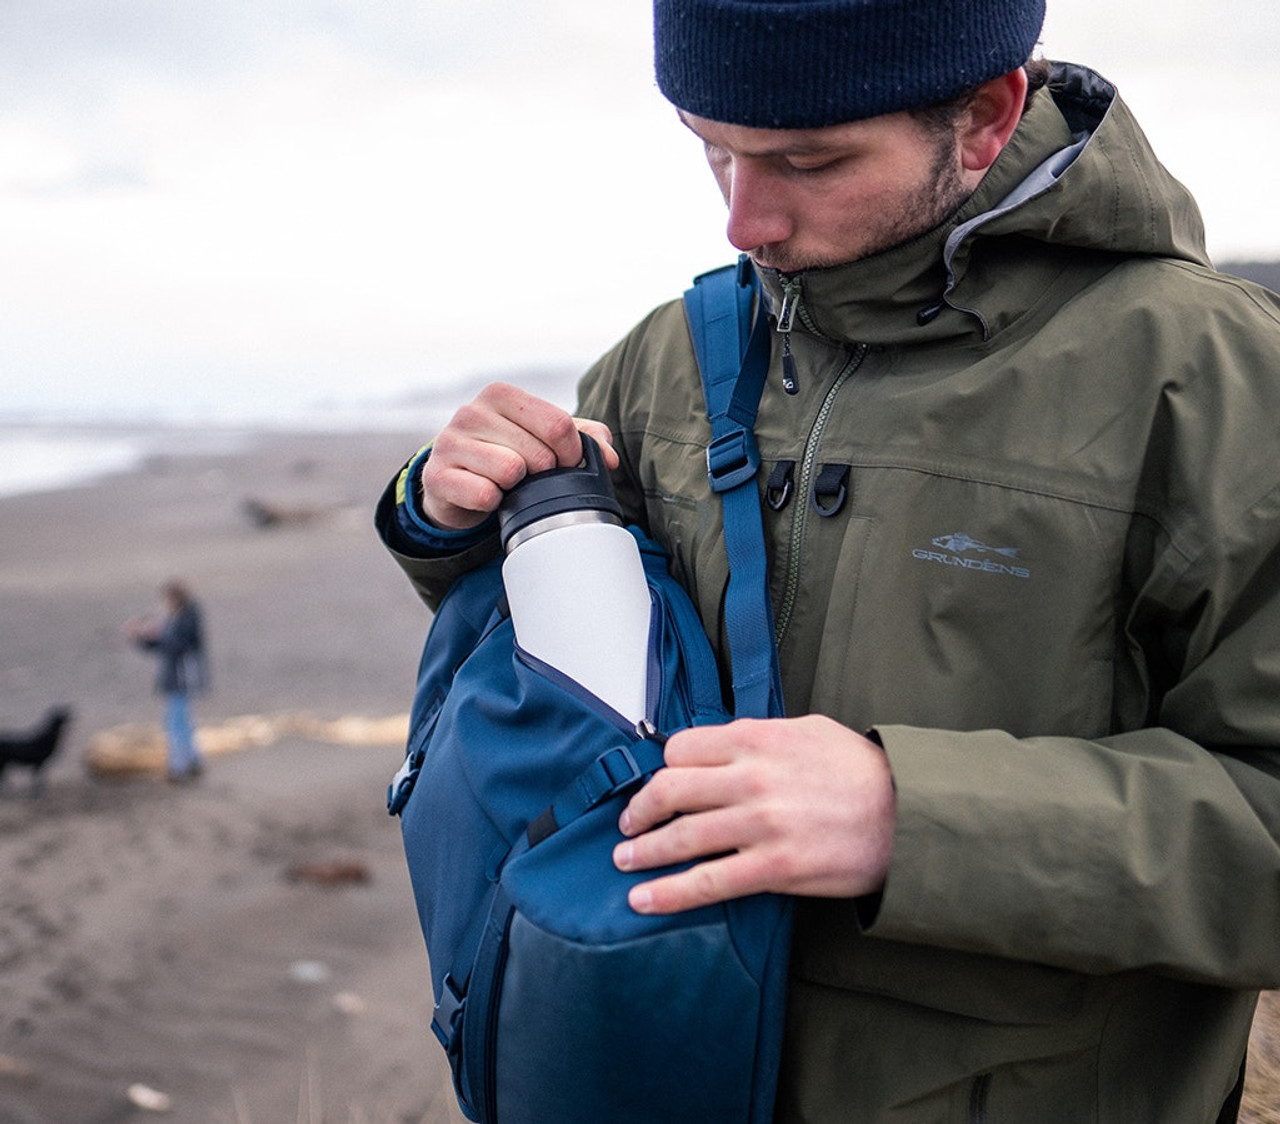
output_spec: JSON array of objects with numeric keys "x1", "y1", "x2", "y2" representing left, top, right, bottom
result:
[{"x1": 498, "y1": 435, "x2": 652, "y2": 723}]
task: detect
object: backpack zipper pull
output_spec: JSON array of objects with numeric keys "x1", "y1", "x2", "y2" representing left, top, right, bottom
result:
[
  {"x1": 634, "y1": 719, "x2": 667, "y2": 746},
  {"x1": 776, "y1": 276, "x2": 801, "y2": 396}
]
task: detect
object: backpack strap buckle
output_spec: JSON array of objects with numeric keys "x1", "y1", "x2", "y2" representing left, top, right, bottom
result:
[
  {"x1": 431, "y1": 973, "x2": 466, "y2": 1053},
  {"x1": 706, "y1": 429, "x2": 760, "y2": 493},
  {"x1": 527, "y1": 740, "x2": 668, "y2": 848}
]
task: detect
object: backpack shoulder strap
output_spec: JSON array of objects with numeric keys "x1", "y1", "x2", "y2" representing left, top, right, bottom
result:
[{"x1": 683, "y1": 256, "x2": 785, "y2": 720}]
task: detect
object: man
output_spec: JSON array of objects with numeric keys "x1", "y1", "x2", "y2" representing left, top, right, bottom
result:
[
  {"x1": 126, "y1": 580, "x2": 207, "y2": 782},
  {"x1": 377, "y1": 0, "x2": 1280, "y2": 1118}
]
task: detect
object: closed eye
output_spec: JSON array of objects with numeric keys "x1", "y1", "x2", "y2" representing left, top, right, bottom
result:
[{"x1": 784, "y1": 157, "x2": 845, "y2": 176}]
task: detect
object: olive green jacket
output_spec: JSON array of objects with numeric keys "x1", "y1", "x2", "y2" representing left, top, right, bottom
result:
[{"x1": 382, "y1": 65, "x2": 1280, "y2": 1121}]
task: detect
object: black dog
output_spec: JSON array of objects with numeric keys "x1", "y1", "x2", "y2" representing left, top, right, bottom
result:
[{"x1": 0, "y1": 707, "x2": 72, "y2": 794}]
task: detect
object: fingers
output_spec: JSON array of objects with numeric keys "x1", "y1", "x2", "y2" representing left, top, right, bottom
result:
[
  {"x1": 614, "y1": 723, "x2": 784, "y2": 912},
  {"x1": 614, "y1": 783, "x2": 783, "y2": 912},
  {"x1": 432, "y1": 384, "x2": 581, "y2": 487},
  {"x1": 613, "y1": 716, "x2": 897, "y2": 914},
  {"x1": 417, "y1": 382, "x2": 617, "y2": 530},
  {"x1": 618, "y1": 720, "x2": 766, "y2": 837},
  {"x1": 574, "y1": 418, "x2": 620, "y2": 471},
  {"x1": 624, "y1": 849, "x2": 783, "y2": 915}
]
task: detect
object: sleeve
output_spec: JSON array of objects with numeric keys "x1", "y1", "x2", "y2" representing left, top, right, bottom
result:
[
  {"x1": 868, "y1": 478, "x2": 1280, "y2": 991},
  {"x1": 373, "y1": 445, "x2": 501, "y2": 611},
  {"x1": 575, "y1": 332, "x2": 653, "y2": 532}
]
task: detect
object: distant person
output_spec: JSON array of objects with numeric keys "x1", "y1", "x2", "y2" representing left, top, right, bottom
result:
[{"x1": 126, "y1": 580, "x2": 208, "y2": 782}]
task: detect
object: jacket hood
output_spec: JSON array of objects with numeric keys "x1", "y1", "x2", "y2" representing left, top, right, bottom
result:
[{"x1": 757, "y1": 62, "x2": 1210, "y2": 348}]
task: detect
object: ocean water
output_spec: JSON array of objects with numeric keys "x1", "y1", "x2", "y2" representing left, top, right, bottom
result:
[
  {"x1": 0, "y1": 408, "x2": 445, "y2": 501},
  {"x1": 0, "y1": 425, "x2": 268, "y2": 501},
  {"x1": 0, "y1": 369, "x2": 579, "y2": 501},
  {"x1": 0, "y1": 429, "x2": 150, "y2": 499}
]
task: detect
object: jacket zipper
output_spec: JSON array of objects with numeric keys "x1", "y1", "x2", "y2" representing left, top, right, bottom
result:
[
  {"x1": 776, "y1": 275, "x2": 802, "y2": 395},
  {"x1": 775, "y1": 342, "x2": 869, "y2": 645}
]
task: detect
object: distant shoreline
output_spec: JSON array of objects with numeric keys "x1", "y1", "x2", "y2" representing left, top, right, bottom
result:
[
  {"x1": 0, "y1": 367, "x2": 587, "y2": 501},
  {"x1": 0, "y1": 424, "x2": 259, "y2": 501},
  {"x1": 0, "y1": 414, "x2": 439, "y2": 502}
]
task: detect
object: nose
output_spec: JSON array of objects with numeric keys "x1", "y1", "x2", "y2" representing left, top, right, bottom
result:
[{"x1": 723, "y1": 161, "x2": 792, "y2": 255}]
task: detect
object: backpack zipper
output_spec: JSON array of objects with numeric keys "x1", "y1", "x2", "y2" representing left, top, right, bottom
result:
[
  {"x1": 513, "y1": 644, "x2": 642, "y2": 734},
  {"x1": 775, "y1": 342, "x2": 868, "y2": 645}
]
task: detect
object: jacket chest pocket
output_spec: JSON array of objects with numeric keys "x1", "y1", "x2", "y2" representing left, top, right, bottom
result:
[{"x1": 798, "y1": 471, "x2": 1128, "y2": 739}]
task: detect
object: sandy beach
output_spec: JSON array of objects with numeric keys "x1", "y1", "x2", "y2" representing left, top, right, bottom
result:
[
  {"x1": 0, "y1": 425, "x2": 1275, "y2": 1123},
  {"x1": 0, "y1": 427, "x2": 463, "y2": 1123}
]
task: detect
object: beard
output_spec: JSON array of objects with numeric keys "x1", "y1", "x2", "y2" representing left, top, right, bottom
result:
[
  {"x1": 859, "y1": 139, "x2": 972, "y2": 258},
  {"x1": 752, "y1": 134, "x2": 973, "y2": 275}
]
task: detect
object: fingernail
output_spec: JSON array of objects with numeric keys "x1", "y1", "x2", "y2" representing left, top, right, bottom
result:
[
  {"x1": 618, "y1": 809, "x2": 632, "y2": 835},
  {"x1": 614, "y1": 841, "x2": 633, "y2": 870},
  {"x1": 629, "y1": 885, "x2": 654, "y2": 914}
]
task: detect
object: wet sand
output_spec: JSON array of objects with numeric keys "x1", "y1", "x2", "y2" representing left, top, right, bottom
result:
[{"x1": 0, "y1": 427, "x2": 463, "y2": 1122}]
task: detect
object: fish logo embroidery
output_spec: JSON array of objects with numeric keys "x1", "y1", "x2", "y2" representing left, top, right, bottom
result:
[
  {"x1": 931, "y1": 533, "x2": 1020, "y2": 559},
  {"x1": 913, "y1": 532, "x2": 1031, "y2": 579}
]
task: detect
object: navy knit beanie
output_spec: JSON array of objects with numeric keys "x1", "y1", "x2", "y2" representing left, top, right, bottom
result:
[{"x1": 654, "y1": 0, "x2": 1046, "y2": 128}]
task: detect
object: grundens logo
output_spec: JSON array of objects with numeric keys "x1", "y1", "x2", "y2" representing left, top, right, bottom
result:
[{"x1": 912, "y1": 532, "x2": 1031, "y2": 580}]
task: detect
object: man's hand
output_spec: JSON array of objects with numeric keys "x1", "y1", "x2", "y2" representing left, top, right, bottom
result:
[
  {"x1": 419, "y1": 382, "x2": 618, "y2": 531},
  {"x1": 613, "y1": 715, "x2": 895, "y2": 913}
]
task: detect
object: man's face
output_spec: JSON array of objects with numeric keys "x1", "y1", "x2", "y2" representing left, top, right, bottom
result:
[{"x1": 681, "y1": 108, "x2": 974, "y2": 274}]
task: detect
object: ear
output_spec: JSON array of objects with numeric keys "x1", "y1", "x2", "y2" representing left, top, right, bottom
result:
[{"x1": 958, "y1": 68, "x2": 1029, "y2": 174}]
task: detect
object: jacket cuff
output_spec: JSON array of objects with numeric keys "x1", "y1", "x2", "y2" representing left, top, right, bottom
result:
[{"x1": 383, "y1": 445, "x2": 498, "y2": 557}]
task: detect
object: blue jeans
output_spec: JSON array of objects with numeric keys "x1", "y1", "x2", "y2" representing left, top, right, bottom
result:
[{"x1": 163, "y1": 692, "x2": 202, "y2": 776}]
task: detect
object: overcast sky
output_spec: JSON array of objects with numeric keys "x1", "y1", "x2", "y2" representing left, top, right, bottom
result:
[{"x1": 2, "y1": 1, "x2": 1277, "y2": 421}]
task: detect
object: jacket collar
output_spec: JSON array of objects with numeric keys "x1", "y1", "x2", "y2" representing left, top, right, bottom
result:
[{"x1": 753, "y1": 63, "x2": 1208, "y2": 350}]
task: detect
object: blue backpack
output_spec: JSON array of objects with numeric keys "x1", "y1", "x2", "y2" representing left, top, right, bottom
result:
[{"x1": 387, "y1": 259, "x2": 791, "y2": 1123}]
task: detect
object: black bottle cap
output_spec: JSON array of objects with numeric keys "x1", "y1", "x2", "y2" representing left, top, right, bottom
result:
[{"x1": 497, "y1": 433, "x2": 622, "y2": 549}]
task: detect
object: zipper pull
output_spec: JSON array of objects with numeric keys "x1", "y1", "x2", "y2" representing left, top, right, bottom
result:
[
  {"x1": 776, "y1": 276, "x2": 801, "y2": 396},
  {"x1": 634, "y1": 718, "x2": 666, "y2": 746}
]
